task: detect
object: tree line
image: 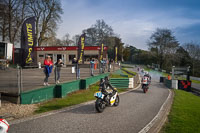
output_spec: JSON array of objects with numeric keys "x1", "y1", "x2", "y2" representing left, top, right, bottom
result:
[{"x1": 123, "y1": 28, "x2": 200, "y2": 77}]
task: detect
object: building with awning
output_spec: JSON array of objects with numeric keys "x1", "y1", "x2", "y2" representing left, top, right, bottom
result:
[{"x1": 34, "y1": 46, "x2": 108, "y2": 65}]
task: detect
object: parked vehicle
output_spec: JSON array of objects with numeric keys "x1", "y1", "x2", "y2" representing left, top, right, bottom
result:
[{"x1": 0, "y1": 42, "x2": 13, "y2": 69}]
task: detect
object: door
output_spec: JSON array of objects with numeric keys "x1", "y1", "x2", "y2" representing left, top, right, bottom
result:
[{"x1": 57, "y1": 54, "x2": 62, "y2": 61}]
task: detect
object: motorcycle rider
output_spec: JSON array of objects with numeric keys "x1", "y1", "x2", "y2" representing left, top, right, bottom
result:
[
  {"x1": 99, "y1": 76, "x2": 117, "y2": 103},
  {"x1": 141, "y1": 72, "x2": 151, "y2": 89}
]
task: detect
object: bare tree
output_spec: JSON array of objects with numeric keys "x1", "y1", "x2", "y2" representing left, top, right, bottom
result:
[
  {"x1": 148, "y1": 28, "x2": 179, "y2": 69},
  {"x1": 0, "y1": 0, "x2": 28, "y2": 44},
  {"x1": 62, "y1": 33, "x2": 74, "y2": 46},
  {"x1": 0, "y1": 2, "x2": 9, "y2": 41},
  {"x1": 83, "y1": 19, "x2": 114, "y2": 45},
  {"x1": 27, "y1": 0, "x2": 63, "y2": 46},
  {"x1": 183, "y1": 42, "x2": 200, "y2": 75},
  {"x1": 72, "y1": 34, "x2": 80, "y2": 46}
]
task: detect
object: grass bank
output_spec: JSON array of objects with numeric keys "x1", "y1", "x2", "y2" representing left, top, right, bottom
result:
[{"x1": 162, "y1": 90, "x2": 200, "y2": 133}]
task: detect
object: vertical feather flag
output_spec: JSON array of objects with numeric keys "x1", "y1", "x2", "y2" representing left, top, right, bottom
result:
[
  {"x1": 99, "y1": 43, "x2": 104, "y2": 61},
  {"x1": 21, "y1": 17, "x2": 36, "y2": 66},
  {"x1": 115, "y1": 46, "x2": 118, "y2": 63},
  {"x1": 77, "y1": 33, "x2": 86, "y2": 64}
]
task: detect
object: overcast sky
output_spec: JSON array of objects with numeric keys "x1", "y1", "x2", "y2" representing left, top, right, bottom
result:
[{"x1": 56, "y1": 0, "x2": 200, "y2": 50}]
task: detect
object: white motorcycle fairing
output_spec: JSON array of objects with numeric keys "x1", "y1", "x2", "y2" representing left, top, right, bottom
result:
[{"x1": 110, "y1": 92, "x2": 118, "y2": 106}]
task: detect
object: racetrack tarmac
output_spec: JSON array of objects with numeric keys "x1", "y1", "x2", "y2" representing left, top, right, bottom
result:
[{"x1": 9, "y1": 72, "x2": 169, "y2": 133}]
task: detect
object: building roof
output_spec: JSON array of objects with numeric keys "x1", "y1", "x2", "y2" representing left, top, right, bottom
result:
[{"x1": 34, "y1": 46, "x2": 108, "y2": 51}]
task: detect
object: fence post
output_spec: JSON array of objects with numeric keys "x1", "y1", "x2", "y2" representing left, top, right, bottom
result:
[
  {"x1": 20, "y1": 67, "x2": 23, "y2": 94},
  {"x1": 113, "y1": 62, "x2": 115, "y2": 72},
  {"x1": 17, "y1": 65, "x2": 21, "y2": 95},
  {"x1": 0, "y1": 93, "x2": 1, "y2": 107},
  {"x1": 55, "y1": 66, "x2": 57, "y2": 84},
  {"x1": 99, "y1": 62, "x2": 101, "y2": 74}
]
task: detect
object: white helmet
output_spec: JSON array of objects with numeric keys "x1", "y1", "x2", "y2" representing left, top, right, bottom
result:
[{"x1": 144, "y1": 71, "x2": 149, "y2": 75}]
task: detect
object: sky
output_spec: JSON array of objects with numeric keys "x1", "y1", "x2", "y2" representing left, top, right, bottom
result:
[{"x1": 56, "y1": 0, "x2": 200, "y2": 50}]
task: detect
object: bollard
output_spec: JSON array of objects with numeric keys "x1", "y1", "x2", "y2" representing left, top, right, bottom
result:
[
  {"x1": 172, "y1": 80, "x2": 178, "y2": 89},
  {"x1": 72, "y1": 66, "x2": 75, "y2": 73},
  {"x1": 38, "y1": 62, "x2": 41, "y2": 68}
]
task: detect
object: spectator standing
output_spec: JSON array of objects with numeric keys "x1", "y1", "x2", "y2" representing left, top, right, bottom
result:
[
  {"x1": 90, "y1": 59, "x2": 95, "y2": 76},
  {"x1": 54, "y1": 59, "x2": 64, "y2": 84},
  {"x1": 72, "y1": 58, "x2": 80, "y2": 79},
  {"x1": 43, "y1": 55, "x2": 53, "y2": 86},
  {"x1": 167, "y1": 75, "x2": 171, "y2": 80},
  {"x1": 100, "y1": 60, "x2": 104, "y2": 73}
]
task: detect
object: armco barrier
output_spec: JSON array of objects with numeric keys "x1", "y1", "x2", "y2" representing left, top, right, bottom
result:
[
  {"x1": 164, "y1": 79, "x2": 172, "y2": 89},
  {"x1": 110, "y1": 78, "x2": 129, "y2": 89},
  {"x1": 21, "y1": 86, "x2": 55, "y2": 104},
  {"x1": 58, "y1": 73, "x2": 109, "y2": 98},
  {"x1": 20, "y1": 73, "x2": 109, "y2": 104},
  {"x1": 58, "y1": 80, "x2": 81, "y2": 98},
  {"x1": 84, "y1": 73, "x2": 109, "y2": 89}
]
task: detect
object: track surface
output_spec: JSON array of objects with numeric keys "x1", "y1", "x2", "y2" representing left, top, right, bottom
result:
[{"x1": 9, "y1": 67, "x2": 169, "y2": 133}]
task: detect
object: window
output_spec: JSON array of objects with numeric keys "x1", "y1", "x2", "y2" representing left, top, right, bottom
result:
[
  {"x1": 84, "y1": 55, "x2": 98, "y2": 61},
  {"x1": 0, "y1": 43, "x2": 5, "y2": 59},
  {"x1": 69, "y1": 55, "x2": 76, "y2": 61},
  {"x1": 39, "y1": 55, "x2": 44, "y2": 57}
]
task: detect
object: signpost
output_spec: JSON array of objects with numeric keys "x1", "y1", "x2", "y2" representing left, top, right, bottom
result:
[{"x1": 172, "y1": 66, "x2": 190, "y2": 80}]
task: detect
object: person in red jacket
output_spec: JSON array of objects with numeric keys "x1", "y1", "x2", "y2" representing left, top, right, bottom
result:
[{"x1": 43, "y1": 55, "x2": 53, "y2": 86}]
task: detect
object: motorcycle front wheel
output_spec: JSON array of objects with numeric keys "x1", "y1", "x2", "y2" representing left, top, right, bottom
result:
[
  {"x1": 114, "y1": 95, "x2": 120, "y2": 106},
  {"x1": 95, "y1": 98, "x2": 105, "y2": 113}
]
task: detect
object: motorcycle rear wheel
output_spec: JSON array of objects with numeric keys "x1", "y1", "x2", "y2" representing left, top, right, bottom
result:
[
  {"x1": 95, "y1": 98, "x2": 105, "y2": 113},
  {"x1": 143, "y1": 88, "x2": 147, "y2": 93}
]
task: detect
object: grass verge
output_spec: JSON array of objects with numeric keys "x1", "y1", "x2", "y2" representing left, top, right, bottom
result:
[
  {"x1": 192, "y1": 80, "x2": 200, "y2": 84},
  {"x1": 35, "y1": 83, "x2": 99, "y2": 113},
  {"x1": 121, "y1": 68, "x2": 137, "y2": 76},
  {"x1": 35, "y1": 82, "x2": 128, "y2": 114},
  {"x1": 109, "y1": 73, "x2": 128, "y2": 78},
  {"x1": 35, "y1": 71, "x2": 133, "y2": 114},
  {"x1": 162, "y1": 89, "x2": 200, "y2": 133}
]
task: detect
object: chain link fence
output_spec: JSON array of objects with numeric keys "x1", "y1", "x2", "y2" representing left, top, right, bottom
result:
[{"x1": 0, "y1": 63, "x2": 119, "y2": 95}]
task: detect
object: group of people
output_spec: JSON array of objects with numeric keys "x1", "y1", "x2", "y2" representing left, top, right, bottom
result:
[
  {"x1": 43, "y1": 56, "x2": 114, "y2": 86},
  {"x1": 43, "y1": 55, "x2": 64, "y2": 86}
]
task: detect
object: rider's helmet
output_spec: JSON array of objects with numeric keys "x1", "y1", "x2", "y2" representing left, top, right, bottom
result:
[{"x1": 104, "y1": 76, "x2": 109, "y2": 81}]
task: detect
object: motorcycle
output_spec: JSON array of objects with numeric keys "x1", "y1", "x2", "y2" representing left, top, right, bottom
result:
[{"x1": 94, "y1": 88, "x2": 119, "y2": 113}]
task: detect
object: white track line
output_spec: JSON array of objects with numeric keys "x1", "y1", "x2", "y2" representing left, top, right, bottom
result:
[{"x1": 138, "y1": 89, "x2": 172, "y2": 133}]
